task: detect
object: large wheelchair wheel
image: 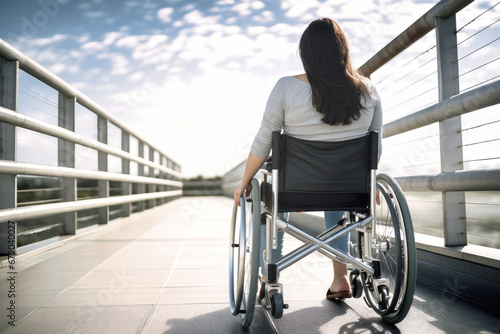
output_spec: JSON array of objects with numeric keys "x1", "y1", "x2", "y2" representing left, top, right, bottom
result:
[
  {"x1": 362, "y1": 173, "x2": 416, "y2": 324},
  {"x1": 229, "y1": 178, "x2": 261, "y2": 327}
]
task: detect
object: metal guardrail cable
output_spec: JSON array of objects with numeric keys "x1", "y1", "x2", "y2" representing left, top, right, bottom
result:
[
  {"x1": 465, "y1": 202, "x2": 500, "y2": 206},
  {"x1": 75, "y1": 113, "x2": 98, "y2": 130},
  {"x1": 18, "y1": 136, "x2": 57, "y2": 149},
  {"x1": 405, "y1": 100, "x2": 439, "y2": 116},
  {"x1": 456, "y1": 1, "x2": 500, "y2": 34},
  {"x1": 386, "y1": 85, "x2": 438, "y2": 112},
  {"x1": 18, "y1": 100, "x2": 58, "y2": 120},
  {"x1": 379, "y1": 57, "x2": 438, "y2": 92},
  {"x1": 461, "y1": 118, "x2": 500, "y2": 132},
  {"x1": 463, "y1": 156, "x2": 500, "y2": 163},
  {"x1": 384, "y1": 133, "x2": 439, "y2": 148},
  {"x1": 458, "y1": 35, "x2": 500, "y2": 62},
  {"x1": 459, "y1": 55, "x2": 500, "y2": 78},
  {"x1": 19, "y1": 83, "x2": 58, "y2": 107},
  {"x1": 461, "y1": 73, "x2": 500, "y2": 92},
  {"x1": 457, "y1": 17, "x2": 500, "y2": 46},
  {"x1": 462, "y1": 138, "x2": 500, "y2": 147},
  {"x1": 392, "y1": 70, "x2": 437, "y2": 95},
  {"x1": 373, "y1": 46, "x2": 437, "y2": 87}
]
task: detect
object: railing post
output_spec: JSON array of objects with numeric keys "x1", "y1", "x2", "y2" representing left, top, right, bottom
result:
[
  {"x1": 436, "y1": 14, "x2": 467, "y2": 246},
  {"x1": 97, "y1": 116, "x2": 109, "y2": 224},
  {"x1": 0, "y1": 58, "x2": 18, "y2": 255},
  {"x1": 136, "y1": 140, "x2": 146, "y2": 212},
  {"x1": 160, "y1": 155, "x2": 166, "y2": 204},
  {"x1": 121, "y1": 130, "x2": 131, "y2": 217},
  {"x1": 147, "y1": 147, "x2": 155, "y2": 208},
  {"x1": 58, "y1": 93, "x2": 77, "y2": 235}
]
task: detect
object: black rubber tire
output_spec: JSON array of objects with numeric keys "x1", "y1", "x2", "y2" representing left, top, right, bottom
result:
[
  {"x1": 362, "y1": 173, "x2": 416, "y2": 324},
  {"x1": 271, "y1": 293, "x2": 284, "y2": 319},
  {"x1": 239, "y1": 179, "x2": 262, "y2": 328}
]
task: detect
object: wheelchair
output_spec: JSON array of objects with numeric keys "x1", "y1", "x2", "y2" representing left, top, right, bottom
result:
[{"x1": 229, "y1": 131, "x2": 416, "y2": 327}]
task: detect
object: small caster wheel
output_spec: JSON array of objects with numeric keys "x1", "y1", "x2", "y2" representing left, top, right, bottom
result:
[
  {"x1": 271, "y1": 293, "x2": 284, "y2": 319},
  {"x1": 351, "y1": 275, "x2": 363, "y2": 298},
  {"x1": 379, "y1": 286, "x2": 390, "y2": 310},
  {"x1": 349, "y1": 270, "x2": 363, "y2": 299}
]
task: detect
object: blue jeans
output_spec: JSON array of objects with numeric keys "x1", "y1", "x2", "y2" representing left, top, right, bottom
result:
[{"x1": 260, "y1": 211, "x2": 348, "y2": 277}]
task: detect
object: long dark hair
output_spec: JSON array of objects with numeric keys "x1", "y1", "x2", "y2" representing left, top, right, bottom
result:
[{"x1": 299, "y1": 18, "x2": 369, "y2": 126}]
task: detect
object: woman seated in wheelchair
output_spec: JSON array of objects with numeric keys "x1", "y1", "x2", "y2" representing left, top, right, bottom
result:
[{"x1": 234, "y1": 18, "x2": 382, "y2": 300}]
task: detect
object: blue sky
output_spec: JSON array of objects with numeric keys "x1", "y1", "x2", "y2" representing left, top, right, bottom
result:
[{"x1": 1, "y1": 0, "x2": 499, "y2": 177}]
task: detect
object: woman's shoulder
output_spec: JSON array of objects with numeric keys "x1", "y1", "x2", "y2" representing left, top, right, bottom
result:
[
  {"x1": 276, "y1": 75, "x2": 309, "y2": 85},
  {"x1": 360, "y1": 77, "x2": 381, "y2": 107}
]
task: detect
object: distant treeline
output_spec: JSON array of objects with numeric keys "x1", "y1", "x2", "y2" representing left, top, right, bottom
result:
[{"x1": 182, "y1": 175, "x2": 222, "y2": 196}]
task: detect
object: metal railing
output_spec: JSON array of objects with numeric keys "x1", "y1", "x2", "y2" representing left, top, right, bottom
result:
[
  {"x1": 221, "y1": 0, "x2": 500, "y2": 248},
  {"x1": 364, "y1": 0, "x2": 500, "y2": 247},
  {"x1": 0, "y1": 39, "x2": 183, "y2": 255}
]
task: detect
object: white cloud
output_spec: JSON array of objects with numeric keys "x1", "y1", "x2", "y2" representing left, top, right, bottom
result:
[
  {"x1": 269, "y1": 23, "x2": 304, "y2": 36},
  {"x1": 116, "y1": 35, "x2": 144, "y2": 48},
  {"x1": 217, "y1": 0, "x2": 235, "y2": 5},
  {"x1": 51, "y1": 63, "x2": 66, "y2": 74},
  {"x1": 71, "y1": 81, "x2": 90, "y2": 90},
  {"x1": 281, "y1": 0, "x2": 320, "y2": 18},
  {"x1": 31, "y1": 34, "x2": 67, "y2": 46},
  {"x1": 230, "y1": 1, "x2": 265, "y2": 16},
  {"x1": 98, "y1": 53, "x2": 130, "y2": 76},
  {"x1": 253, "y1": 10, "x2": 274, "y2": 23},
  {"x1": 251, "y1": 1, "x2": 265, "y2": 10},
  {"x1": 184, "y1": 10, "x2": 220, "y2": 26},
  {"x1": 231, "y1": 2, "x2": 252, "y2": 16},
  {"x1": 247, "y1": 26, "x2": 268, "y2": 35},
  {"x1": 82, "y1": 41, "x2": 104, "y2": 51},
  {"x1": 157, "y1": 7, "x2": 174, "y2": 23},
  {"x1": 103, "y1": 31, "x2": 122, "y2": 46},
  {"x1": 144, "y1": 34, "x2": 168, "y2": 48},
  {"x1": 82, "y1": 33, "x2": 123, "y2": 51}
]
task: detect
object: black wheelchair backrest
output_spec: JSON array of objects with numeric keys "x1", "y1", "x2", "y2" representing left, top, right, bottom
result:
[{"x1": 271, "y1": 131, "x2": 378, "y2": 212}]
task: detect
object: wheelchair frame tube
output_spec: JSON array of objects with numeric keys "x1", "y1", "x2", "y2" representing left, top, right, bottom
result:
[
  {"x1": 368, "y1": 131, "x2": 379, "y2": 260},
  {"x1": 366, "y1": 169, "x2": 378, "y2": 260},
  {"x1": 275, "y1": 215, "x2": 375, "y2": 274},
  {"x1": 271, "y1": 169, "x2": 279, "y2": 249},
  {"x1": 370, "y1": 169, "x2": 377, "y2": 228}
]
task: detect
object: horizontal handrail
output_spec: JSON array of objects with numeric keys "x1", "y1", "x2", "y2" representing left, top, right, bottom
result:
[
  {"x1": 383, "y1": 80, "x2": 500, "y2": 138},
  {"x1": 0, "y1": 160, "x2": 182, "y2": 187},
  {"x1": 0, "y1": 190, "x2": 182, "y2": 224},
  {"x1": 396, "y1": 169, "x2": 500, "y2": 192},
  {"x1": 0, "y1": 105, "x2": 182, "y2": 179},
  {"x1": 0, "y1": 38, "x2": 181, "y2": 168},
  {"x1": 359, "y1": 0, "x2": 473, "y2": 76}
]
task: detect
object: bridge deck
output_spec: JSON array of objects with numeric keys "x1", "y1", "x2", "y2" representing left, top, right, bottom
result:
[{"x1": 1, "y1": 197, "x2": 498, "y2": 333}]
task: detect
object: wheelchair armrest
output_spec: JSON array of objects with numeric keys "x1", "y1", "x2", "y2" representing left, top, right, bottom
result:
[{"x1": 262, "y1": 156, "x2": 273, "y2": 172}]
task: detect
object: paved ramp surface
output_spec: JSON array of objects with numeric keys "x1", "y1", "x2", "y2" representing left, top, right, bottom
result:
[{"x1": 0, "y1": 196, "x2": 498, "y2": 333}]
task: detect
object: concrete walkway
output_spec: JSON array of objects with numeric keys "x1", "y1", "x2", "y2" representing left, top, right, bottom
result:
[
  {"x1": 0, "y1": 197, "x2": 272, "y2": 334},
  {"x1": 1, "y1": 196, "x2": 499, "y2": 333}
]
